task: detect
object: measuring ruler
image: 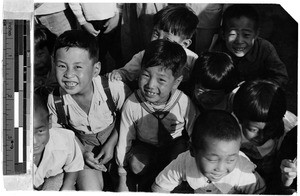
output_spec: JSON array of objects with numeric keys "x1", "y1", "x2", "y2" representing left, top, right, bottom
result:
[{"x1": 3, "y1": 19, "x2": 30, "y2": 175}]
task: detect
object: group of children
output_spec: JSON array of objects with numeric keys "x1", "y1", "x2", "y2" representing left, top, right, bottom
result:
[{"x1": 33, "y1": 4, "x2": 297, "y2": 194}]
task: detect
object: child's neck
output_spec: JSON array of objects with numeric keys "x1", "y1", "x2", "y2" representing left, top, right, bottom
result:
[
  {"x1": 71, "y1": 84, "x2": 94, "y2": 114},
  {"x1": 34, "y1": 150, "x2": 45, "y2": 167}
]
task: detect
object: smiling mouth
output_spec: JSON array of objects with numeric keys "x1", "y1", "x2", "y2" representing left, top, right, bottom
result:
[
  {"x1": 233, "y1": 46, "x2": 246, "y2": 52},
  {"x1": 145, "y1": 90, "x2": 157, "y2": 97},
  {"x1": 64, "y1": 81, "x2": 78, "y2": 88}
]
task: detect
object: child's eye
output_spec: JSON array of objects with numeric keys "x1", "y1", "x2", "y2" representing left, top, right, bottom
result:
[
  {"x1": 243, "y1": 34, "x2": 251, "y2": 38},
  {"x1": 75, "y1": 65, "x2": 83, "y2": 69},
  {"x1": 249, "y1": 128, "x2": 259, "y2": 133},
  {"x1": 141, "y1": 73, "x2": 149, "y2": 77},
  {"x1": 57, "y1": 64, "x2": 66, "y2": 69},
  {"x1": 36, "y1": 52, "x2": 44, "y2": 57},
  {"x1": 227, "y1": 158, "x2": 237, "y2": 163},
  {"x1": 206, "y1": 157, "x2": 218, "y2": 162},
  {"x1": 159, "y1": 78, "x2": 166, "y2": 83}
]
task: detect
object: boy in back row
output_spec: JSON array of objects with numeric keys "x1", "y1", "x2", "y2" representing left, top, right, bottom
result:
[
  {"x1": 109, "y1": 5, "x2": 199, "y2": 89},
  {"x1": 210, "y1": 4, "x2": 288, "y2": 88}
]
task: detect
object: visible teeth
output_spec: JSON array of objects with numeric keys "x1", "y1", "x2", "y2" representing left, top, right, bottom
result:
[
  {"x1": 146, "y1": 91, "x2": 156, "y2": 96},
  {"x1": 65, "y1": 82, "x2": 77, "y2": 87},
  {"x1": 235, "y1": 47, "x2": 245, "y2": 51}
]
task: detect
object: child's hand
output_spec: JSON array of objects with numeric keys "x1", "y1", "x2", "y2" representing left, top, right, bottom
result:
[
  {"x1": 103, "y1": 13, "x2": 120, "y2": 34},
  {"x1": 280, "y1": 158, "x2": 297, "y2": 187},
  {"x1": 83, "y1": 151, "x2": 107, "y2": 171},
  {"x1": 95, "y1": 142, "x2": 114, "y2": 166},
  {"x1": 82, "y1": 22, "x2": 100, "y2": 37},
  {"x1": 108, "y1": 70, "x2": 122, "y2": 81}
]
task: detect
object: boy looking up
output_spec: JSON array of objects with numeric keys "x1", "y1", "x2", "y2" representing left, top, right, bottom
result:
[
  {"x1": 115, "y1": 39, "x2": 199, "y2": 191},
  {"x1": 152, "y1": 110, "x2": 266, "y2": 194},
  {"x1": 47, "y1": 30, "x2": 131, "y2": 190},
  {"x1": 210, "y1": 4, "x2": 288, "y2": 88}
]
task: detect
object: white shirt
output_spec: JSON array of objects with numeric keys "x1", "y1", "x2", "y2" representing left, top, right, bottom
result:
[
  {"x1": 34, "y1": 128, "x2": 84, "y2": 188},
  {"x1": 69, "y1": 3, "x2": 118, "y2": 25},
  {"x1": 48, "y1": 76, "x2": 131, "y2": 134},
  {"x1": 152, "y1": 150, "x2": 266, "y2": 194}
]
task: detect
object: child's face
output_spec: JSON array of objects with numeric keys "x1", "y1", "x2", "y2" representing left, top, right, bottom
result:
[
  {"x1": 34, "y1": 46, "x2": 52, "y2": 76},
  {"x1": 194, "y1": 84, "x2": 226, "y2": 110},
  {"x1": 139, "y1": 65, "x2": 182, "y2": 105},
  {"x1": 33, "y1": 108, "x2": 50, "y2": 156},
  {"x1": 241, "y1": 121, "x2": 268, "y2": 146},
  {"x1": 193, "y1": 136, "x2": 240, "y2": 182},
  {"x1": 223, "y1": 16, "x2": 258, "y2": 57},
  {"x1": 151, "y1": 28, "x2": 191, "y2": 48},
  {"x1": 55, "y1": 47, "x2": 100, "y2": 96}
]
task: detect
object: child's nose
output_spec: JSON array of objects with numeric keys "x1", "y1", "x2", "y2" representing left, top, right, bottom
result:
[
  {"x1": 33, "y1": 135, "x2": 38, "y2": 145},
  {"x1": 235, "y1": 33, "x2": 243, "y2": 43},
  {"x1": 64, "y1": 68, "x2": 75, "y2": 78},
  {"x1": 216, "y1": 161, "x2": 226, "y2": 172},
  {"x1": 147, "y1": 78, "x2": 156, "y2": 88}
]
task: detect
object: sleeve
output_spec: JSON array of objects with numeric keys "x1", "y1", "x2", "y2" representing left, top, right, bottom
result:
[
  {"x1": 263, "y1": 41, "x2": 289, "y2": 87},
  {"x1": 118, "y1": 51, "x2": 144, "y2": 82},
  {"x1": 184, "y1": 97, "x2": 200, "y2": 136},
  {"x1": 236, "y1": 156, "x2": 266, "y2": 194},
  {"x1": 68, "y1": 3, "x2": 87, "y2": 25},
  {"x1": 152, "y1": 153, "x2": 186, "y2": 192},
  {"x1": 47, "y1": 93, "x2": 63, "y2": 129},
  {"x1": 109, "y1": 80, "x2": 132, "y2": 111},
  {"x1": 115, "y1": 98, "x2": 137, "y2": 174},
  {"x1": 283, "y1": 111, "x2": 297, "y2": 132},
  {"x1": 63, "y1": 131, "x2": 84, "y2": 172},
  {"x1": 237, "y1": 170, "x2": 266, "y2": 194}
]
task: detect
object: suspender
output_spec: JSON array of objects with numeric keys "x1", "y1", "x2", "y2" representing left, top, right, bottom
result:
[{"x1": 52, "y1": 76, "x2": 117, "y2": 145}]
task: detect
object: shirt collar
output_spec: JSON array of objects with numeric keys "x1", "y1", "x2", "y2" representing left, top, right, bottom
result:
[{"x1": 185, "y1": 151, "x2": 236, "y2": 193}]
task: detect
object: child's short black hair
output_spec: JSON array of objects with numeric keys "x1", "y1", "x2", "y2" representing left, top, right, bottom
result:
[
  {"x1": 141, "y1": 39, "x2": 187, "y2": 78},
  {"x1": 153, "y1": 5, "x2": 199, "y2": 39},
  {"x1": 53, "y1": 29, "x2": 99, "y2": 63},
  {"x1": 34, "y1": 91, "x2": 49, "y2": 118},
  {"x1": 34, "y1": 25, "x2": 57, "y2": 54},
  {"x1": 233, "y1": 80, "x2": 286, "y2": 139},
  {"x1": 192, "y1": 51, "x2": 239, "y2": 93},
  {"x1": 233, "y1": 79, "x2": 286, "y2": 122},
  {"x1": 191, "y1": 110, "x2": 241, "y2": 151},
  {"x1": 222, "y1": 4, "x2": 260, "y2": 32}
]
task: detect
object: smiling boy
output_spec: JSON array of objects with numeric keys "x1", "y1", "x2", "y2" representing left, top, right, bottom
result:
[
  {"x1": 115, "y1": 39, "x2": 199, "y2": 191},
  {"x1": 152, "y1": 110, "x2": 266, "y2": 194},
  {"x1": 47, "y1": 30, "x2": 131, "y2": 190},
  {"x1": 210, "y1": 4, "x2": 288, "y2": 88}
]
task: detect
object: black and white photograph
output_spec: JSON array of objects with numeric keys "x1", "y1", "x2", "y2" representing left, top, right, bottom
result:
[{"x1": 3, "y1": 1, "x2": 299, "y2": 194}]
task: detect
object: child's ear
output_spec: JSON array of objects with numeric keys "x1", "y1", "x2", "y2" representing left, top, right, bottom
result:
[
  {"x1": 181, "y1": 39, "x2": 192, "y2": 48},
  {"x1": 172, "y1": 75, "x2": 183, "y2": 90},
  {"x1": 93, "y1": 61, "x2": 101, "y2": 77}
]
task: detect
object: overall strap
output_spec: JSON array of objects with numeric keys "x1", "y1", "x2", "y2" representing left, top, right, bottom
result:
[
  {"x1": 53, "y1": 87, "x2": 69, "y2": 127},
  {"x1": 101, "y1": 76, "x2": 117, "y2": 115}
]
